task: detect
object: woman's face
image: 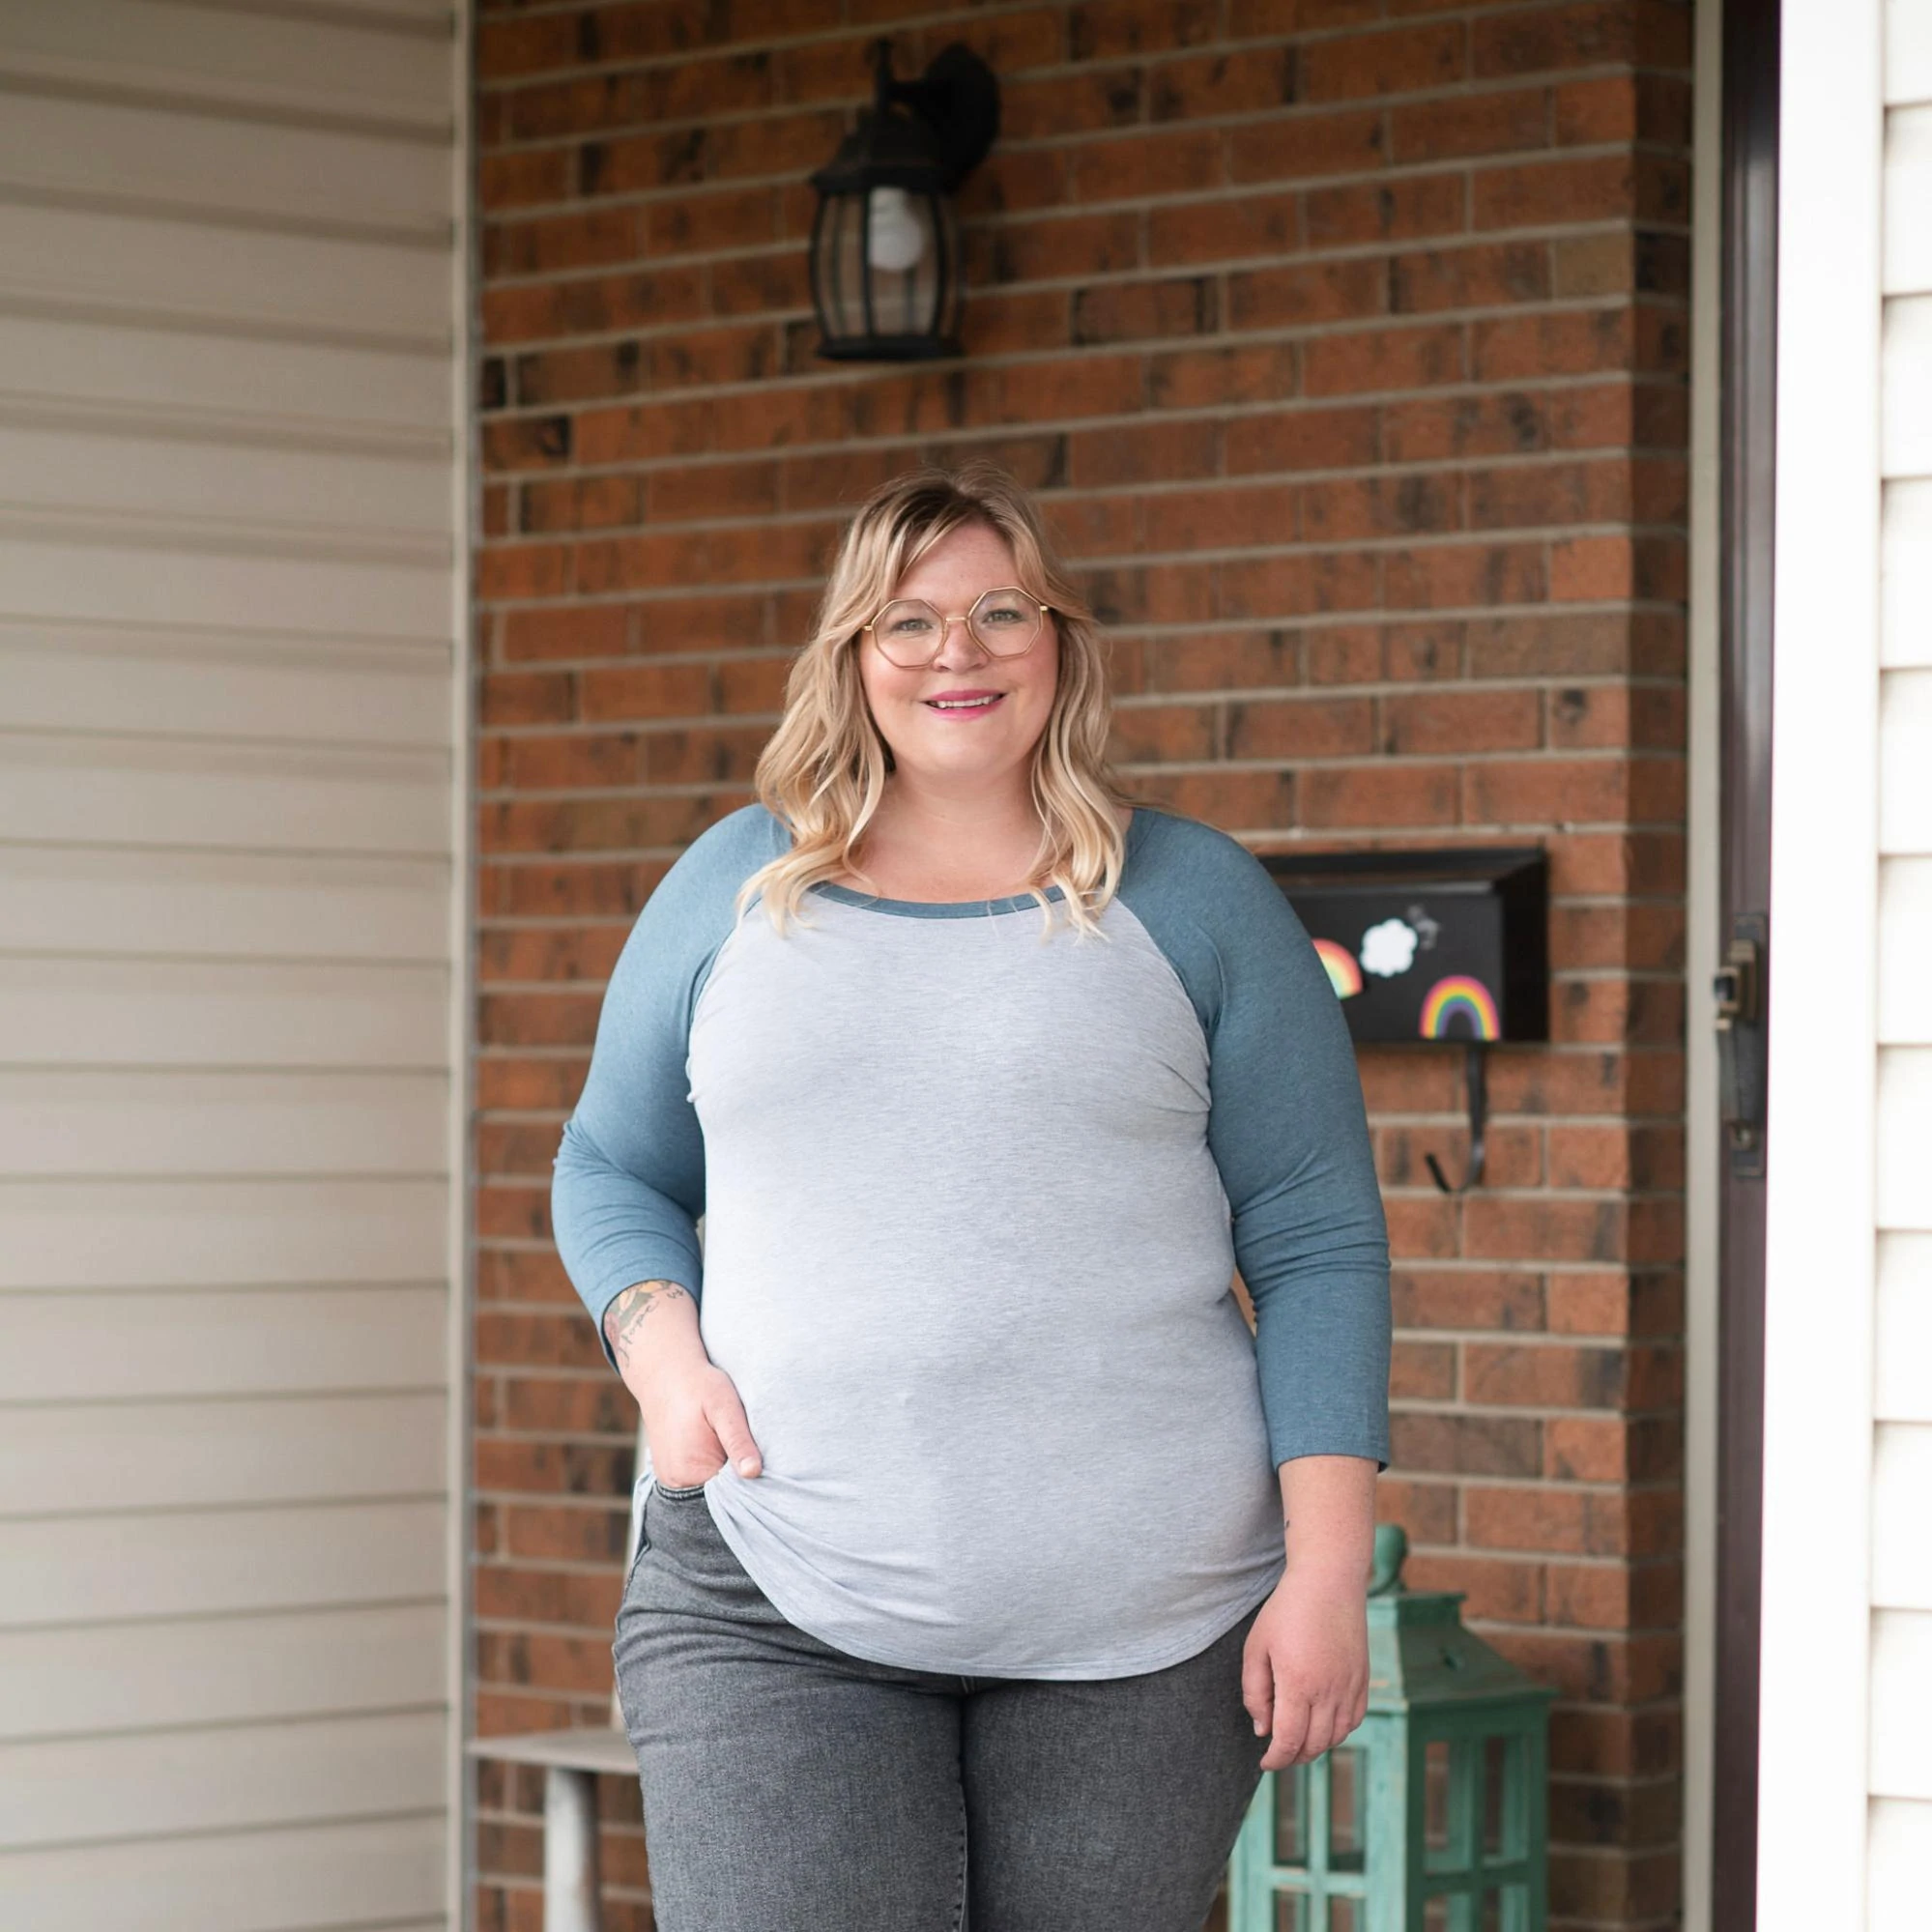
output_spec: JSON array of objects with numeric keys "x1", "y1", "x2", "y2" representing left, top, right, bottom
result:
[{"x1": 855, "y1": 520, "x2": 1059, "y2": 795}]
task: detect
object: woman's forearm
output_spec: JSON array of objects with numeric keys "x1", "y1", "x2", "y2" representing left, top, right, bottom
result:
[
  {"x1": 1277, "y1": 1454, "x2": 1378, "y2": 1587},
  {"x1": 603, "y1": 1280, "x2": 706, "y2": 1395}
]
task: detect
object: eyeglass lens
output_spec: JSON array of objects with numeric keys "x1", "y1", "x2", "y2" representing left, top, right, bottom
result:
[{"x1": 872, "y1": 588, "x2": 1041, "y2": 665}]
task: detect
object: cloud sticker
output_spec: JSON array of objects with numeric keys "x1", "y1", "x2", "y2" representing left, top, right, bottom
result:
[{"x1": 1360, "y1": 917, "x2": 1419, "y2": 979}]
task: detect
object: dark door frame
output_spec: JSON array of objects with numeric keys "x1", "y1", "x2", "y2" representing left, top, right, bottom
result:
[{"x1": 1712, "y1": 0, "x2": 1777, "y2": 1919}]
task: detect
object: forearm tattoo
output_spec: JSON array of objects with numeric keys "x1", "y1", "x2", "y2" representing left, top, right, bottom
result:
[{"x1": 603, "y1": 1280, "x2": 691, "y2": 1372}]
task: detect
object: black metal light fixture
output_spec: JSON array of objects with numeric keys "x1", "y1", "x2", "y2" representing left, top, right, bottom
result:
[{"x1": 808, "y1": 41, "x2": 1000, "y2": 362}]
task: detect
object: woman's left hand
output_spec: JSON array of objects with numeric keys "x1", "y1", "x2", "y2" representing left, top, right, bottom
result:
[{"x1": 1239, "y1": 1564, "x2": 1370, "y2": 1772}]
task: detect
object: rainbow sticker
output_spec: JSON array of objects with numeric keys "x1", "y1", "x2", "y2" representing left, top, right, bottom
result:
[
  {"x1": 1312, "y1": 937, "x2": 1364, "y2": 999},
  {"x1": 1419, "y1": 974, "x2": 1501, "y2": 1041}
]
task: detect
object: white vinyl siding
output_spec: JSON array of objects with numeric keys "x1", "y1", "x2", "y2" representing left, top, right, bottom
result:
[
  {"x1": 1872, "y1": 0, "x2": 1932, "y2": 1906},
  {"x1": 0, "y1": 3, "x2": 467, "y2": 1928}
]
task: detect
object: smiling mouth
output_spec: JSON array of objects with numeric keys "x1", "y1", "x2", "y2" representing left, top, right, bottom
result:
[{"x1": 924, "y1": 694, "x2": 1004, "y2": 712}]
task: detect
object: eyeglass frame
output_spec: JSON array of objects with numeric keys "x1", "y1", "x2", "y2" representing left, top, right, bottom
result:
[{"x1": 857, "y1": 585, "x2": 1053, "y2": 670}]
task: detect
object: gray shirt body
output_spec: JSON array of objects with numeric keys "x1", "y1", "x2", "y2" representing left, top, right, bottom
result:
[{"x1": 553, "y1": 804, "x2": 1390, "y2": 1680}]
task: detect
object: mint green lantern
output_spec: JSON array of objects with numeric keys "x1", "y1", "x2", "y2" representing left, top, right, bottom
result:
[{"x1": 1227, "y1": 1525, "x2": 1556, "y2": 1931}]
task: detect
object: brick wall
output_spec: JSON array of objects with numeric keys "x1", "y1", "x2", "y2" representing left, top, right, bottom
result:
[{"x1": 471, "y1": 4, "x2": 1693, "y2": 1926}]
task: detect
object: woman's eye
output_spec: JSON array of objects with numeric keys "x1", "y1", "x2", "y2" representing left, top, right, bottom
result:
[{"x1": 890, "y1": 619, "x2": 933, "y2": 636}]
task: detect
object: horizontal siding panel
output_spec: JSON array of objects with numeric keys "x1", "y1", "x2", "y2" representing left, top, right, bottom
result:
[
  {"x1": 0, "y1": 1286, "x2": 448, "y2": 1402},
  {"x1": 1873, "y1": 1421, "x2": 1932, "y2": 1608},
  {"x1": 0, "y1": 734, "x2": 451, "y2": 854},
  {"x1": 1884, "y1": 106, "x2": 1932, "y2": 294},
  {"x1": 0, "y1": 92, "x2": 454, "y2": 234},
  {"x1": 1879, "y1": 856, "x2": 1932, "y2": 1041},
  {"x1": 1882, "y1": 476, "x2": 1932, "y2": 666},
  {"x1": 1872, "y1": 1607, "x2": 1932, "y2": 1799},
  {"x1": 1, "y1": 633, "x2": 451, "y2": 753},
  {"x1": 0, "y1": 1813, "x2": 445, "y2": 1932},
  {"x1": 0, "y1": 1710, "x2": 446, "y2": 1853},
  {"x1": 1878, "y1": 1048, "x2": 1932, "y2": 1228},
  {"x1": 0, "y1": 628, "x2": 452, "y2": 747},
  {"x1": 0, "y1": 1393, "x2": 447, "y2": 1518},
  {"x1": 1870, "y1": 1796, "x2": 1932, "y2": 1927},
  {"x1": 1, "y1": 1498, "x2": 448, "y2": 1627},
  {"x1": 1883, "y1": 295, "x2": 1932, "y2": 478},
  {"x1": 0, "y1": 1177, "x2": 450, "y2": 1290},
  {"x1": 0, "y1": 310, "x2": 453, "y2": 439},
  {"x1": 0, "y1": 201, "x2": 452, "y2": 343},
  {"x1": 0, "y1": 533, "x2": 454, "y2": 639},
  {"x1": 1890, "y1": 0, "x2": 1932, "y2": 107},
  {"x1": 0, "y1": 1602, "x2": 447, "y2": 1743},
  {"x1": 0, "y1": 1069, "x2": 448, "y2": 1178},
  {"x1": 0, "y1": 959, "x2": 448, "y2": 1070},
  {"x1": 1876, "y1": 1232, "x2": 1932, "y2": 1418},
  {"x1": 1881, "y1": 668, "x2": 1932, "y2": 851},
  {"x1": 0, "y1": 0, "x2": 453, "y2": 127},
  {"x1": 0, "y1": 420, "x2": 455, "y2": 546},
  {"x1": 0, "y1": 847, "x2": 451, "y2": 962}
]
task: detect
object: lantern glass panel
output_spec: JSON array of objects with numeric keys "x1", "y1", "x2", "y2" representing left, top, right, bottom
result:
[
  {"x1": 1481, "y1": 1735, "x2": 1518, "y2": 1859},
  {"x1": 1423, "y1": 1738, "x2": 1452, "y2": 1858},
  {"x1": 1271, "y1": 1763, "x2": 1309, "y2": 1867},
  {"x1": 814, "y1": 193, "x2": 865, "y2": 342},
  {"x1": 1271, "y1": 1894, "x2": 1312, "y2": 1932},
  {"x1": 1327, "y1": 1745, "x2": 1368, "y2": 1874},
  {"x1": 1480, "y1": 1882, "x2": 1531, "y2": 1931},
  {"x1": 1326, "y1": 1897, "x2": 1363, "y2": 1932}
]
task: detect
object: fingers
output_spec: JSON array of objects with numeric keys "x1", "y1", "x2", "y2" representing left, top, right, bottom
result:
[
  {"x1": 1240, "y1": 1634, "x2": 1275, "y2": 1739},
  {"x1": 1256, "y1": 1668, "x2": 1355, "y2": 1772},
  {"x1": 1263, "y1": 1676, "x2": 1312, "y2": 1772},
  {"x1": 705, "y1": 1386, "x2": 763, "y2": 1477}
]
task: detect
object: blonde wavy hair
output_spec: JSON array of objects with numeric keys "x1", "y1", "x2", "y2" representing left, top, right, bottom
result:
[{"x1": 736, "y1": 461, "x2": 1136, "y2": 937}]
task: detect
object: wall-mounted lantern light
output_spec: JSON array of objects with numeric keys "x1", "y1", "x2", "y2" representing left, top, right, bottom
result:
[{"x1": 808, "y1": 41, "x2": 1000, "y2": 362}]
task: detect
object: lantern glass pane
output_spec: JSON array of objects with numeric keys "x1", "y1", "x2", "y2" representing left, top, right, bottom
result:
[
  {"x1": 1421, "y1": 1899, "x2": 1451, "y2": 1932},
  {"x1": 1481, "y1": 1735, "x2": 1517, "y2": 1858},
  {"x1": 1481, "y1": 1883, "x2": 1531, "y2": 1931},
  {"x1": 1326, "y1": 1745, "x2": 1367, "y2": 1874},
  {"x1": 814, "y1": 190, "x2": 868, "y2": 345},
  {"x1": 1423, "y1": 1738, "x2": 1452, "y2": 1858},
  {"x1": 867, "y1": 189, "x2": 940, "y2": 338},
  {"x1": 1271, "y1": 1764, "x2": 1309, "y2": 1866},
  {"x1": 1326, "y1": 1897, "x2": 1363, "y2": 1932},
  {"x1": 1271, "y1": 1893, "x2": 1312, "y2": 1932}
]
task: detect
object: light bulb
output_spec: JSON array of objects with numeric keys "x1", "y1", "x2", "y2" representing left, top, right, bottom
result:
[{"x1": 866, "y1": 186, "x2": 926, "y2": 274}]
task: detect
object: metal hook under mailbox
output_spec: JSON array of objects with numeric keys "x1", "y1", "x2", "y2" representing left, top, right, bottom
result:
[{"x1": 1425, "y1": 1040, "x2": 1489, "y2": 1195}]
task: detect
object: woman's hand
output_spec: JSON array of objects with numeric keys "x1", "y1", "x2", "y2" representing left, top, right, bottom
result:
[
  {"x1": 1240, "y1": 1563, "x2": 1370, "y2": 1772},
  {"x1": 603, "y1": 1281, "x2": 764, "y2": 1488}
]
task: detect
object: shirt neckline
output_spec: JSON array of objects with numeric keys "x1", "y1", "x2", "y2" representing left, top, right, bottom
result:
[{"x1": 805, "y1": 807, "x2": 1149, "y2": 919}]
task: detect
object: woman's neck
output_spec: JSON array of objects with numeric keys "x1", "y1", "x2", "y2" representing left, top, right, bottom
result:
[{"x1": 836, "y1": 783, "x2": 1130, "y2": 903}]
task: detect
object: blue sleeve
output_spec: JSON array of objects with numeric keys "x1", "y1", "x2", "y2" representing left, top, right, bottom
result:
[
  {"x1": 551, "y1": 803, "x2": 786, "y2": 1372},
  {"x1": 1120, "y1": 811, "x2": 1392, "y2": 1473}
]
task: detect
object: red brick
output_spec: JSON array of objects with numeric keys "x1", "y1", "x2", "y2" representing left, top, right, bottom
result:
[
  {"x1": 1300, "y1": 22, "x2": 1468, "y2": 101},
  {"x1": 1382, "y1": 687, "x2": 1542, "y2": 754},
  {"x1": 1226, "y1": 694, "x2": 1376, "y2": 758},
  {"x1": 1390, "y1": 86, "x2": 1552, "y2": 162},
  {"x1": 1226, "y1": 106, "x2": 1386, "y2": 184},
  {"x1": 1226, "y1": 256, "x2": 1388, "y2": 331},
  {"x1": 1302, "y1": 322, "x2": 1466, "y2": 396},
  {"x1": 1069, "y1": 128, "x2": 1224, "y2": 201}
]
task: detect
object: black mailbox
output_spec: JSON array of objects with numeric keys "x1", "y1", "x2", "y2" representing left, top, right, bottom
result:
[{"x1": 1259, "y1": 847, "x2": 1548, "y2": 1047}]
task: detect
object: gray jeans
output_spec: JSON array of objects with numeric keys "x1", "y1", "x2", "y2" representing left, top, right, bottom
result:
[{"x1": 614, "y1": 1480, "x2": 1270, "y2": 1932}]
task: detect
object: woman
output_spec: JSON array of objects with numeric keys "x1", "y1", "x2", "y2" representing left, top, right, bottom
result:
[{"x1": 550, "y1": 463, "x2": 1391, "y2": 1932}]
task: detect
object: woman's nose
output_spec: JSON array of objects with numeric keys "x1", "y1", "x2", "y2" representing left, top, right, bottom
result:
[{"x1": 931, "y1": 616, "x2": 990, "y2": 670}]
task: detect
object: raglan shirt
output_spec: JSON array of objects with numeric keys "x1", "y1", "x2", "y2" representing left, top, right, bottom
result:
[{"x1": 551, "y1": 802, "x2": 1391, "y2": 1681}]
